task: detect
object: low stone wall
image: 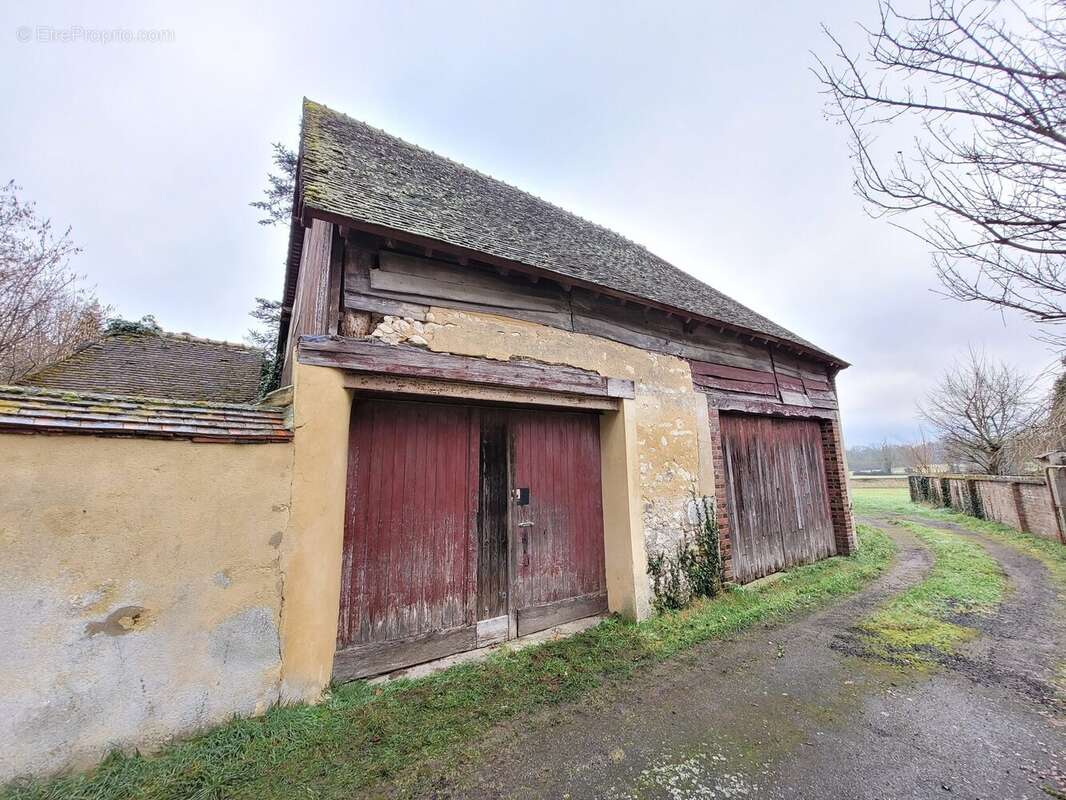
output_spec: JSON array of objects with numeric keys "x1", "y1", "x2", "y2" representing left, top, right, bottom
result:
[
  {"x1": 908, "y1": 473, "x2": 1062, "y2": 541},
  {"x1": 0, "y1": 433, "x2": 294, "y2": 781},
  {"x1": 849, "y1": 475, "x2": 909, "y2": 489}
]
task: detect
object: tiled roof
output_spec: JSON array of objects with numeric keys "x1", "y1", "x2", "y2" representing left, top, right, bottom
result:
[
  {"x1": 296, "y1": 98, "x2": 840, "y2": 363},
  {"x1": 20, "y1": 330, "x2": 265, "y2": 403},
  {"x1": 0, "y1": 385, "x2": 291, "y2": 443}
]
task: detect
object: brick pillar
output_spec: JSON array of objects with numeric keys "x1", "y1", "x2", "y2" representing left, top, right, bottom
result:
[
  {"x1": 705, "y1": 402, "x2": 735, "y2": 582},
  {"x1": 1010, "y1": 481, "x2": 1031, "y2": 533},
  {"x1": 819, "y1": 415, "x2": 858, "y2": 555}
]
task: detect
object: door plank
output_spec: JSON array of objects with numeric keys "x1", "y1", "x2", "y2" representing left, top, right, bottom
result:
[
  {"x1": 509, "y1": 409, "x2": 607, "y2": 617},
  {"x1": 338, "y1": 400, "x2": 480, "y2": 651},
  {"x1": 477, "y1": 412, "x2": 510, "y2": 620},
  {"x1": 333, "y1": 624, "x2": 477, "y2": 682},
  {"x1": 516, "y1": 591, "x2": 608, "y2": 637}
]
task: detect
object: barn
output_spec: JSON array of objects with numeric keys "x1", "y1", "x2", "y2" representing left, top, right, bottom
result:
[
  {"x1": 277, "y1": 99, "x2": 855, "y2": 681},
  {"x1": 0, "y1": 98, "x2": 855, "y2": 777}
]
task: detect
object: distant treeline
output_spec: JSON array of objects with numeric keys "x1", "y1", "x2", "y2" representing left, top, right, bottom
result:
[{"x1": 846, "y1": 440, "x2": 953, "y2": 475}]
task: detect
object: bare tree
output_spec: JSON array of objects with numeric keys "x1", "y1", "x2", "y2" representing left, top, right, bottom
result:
[
  {"x1": 815, "y1": 1, "x2": 1066, "y2": 341},
  {"x1": 877, "y1": 438, "x2": 898, "y2": 472},
  {"x1": 919, "y1": 348, "x2": 1043, "y2": 474},
  {"x1": 246, "y1": 142, "x2": 297, "y2": 395},
  {"x1": 0, "y1": 181, "x2": 107, "y2": 383},
  {"x1": 899, "y1": 430, "x2": 940, "y2": 473},
  {"x1": 250, "y1": 143, "x2": 297, "y2": 227}
]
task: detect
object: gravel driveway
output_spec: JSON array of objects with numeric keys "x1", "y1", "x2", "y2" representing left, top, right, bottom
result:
[{"x1": 433, "y1": 517, "x2": 1065, "y2": 799}]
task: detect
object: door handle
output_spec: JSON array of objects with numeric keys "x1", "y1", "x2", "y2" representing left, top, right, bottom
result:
[{"x1": 517, "y1": 521, "x2": 534, "y2": 528}]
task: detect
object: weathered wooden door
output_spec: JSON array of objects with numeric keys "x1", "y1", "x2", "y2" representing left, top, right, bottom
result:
[
  {"x1": 336, "y1": 401, "x2": 607, "y2": 681},
  {"x1": 719, "y1": 413, "x2": 835, "y2": 583},
  {"x1": 335, "y1": 399, "x2": 479, "y2": 680},
  {"x1": 509, "y1": 409, "x2": 608, "y2": 636}
]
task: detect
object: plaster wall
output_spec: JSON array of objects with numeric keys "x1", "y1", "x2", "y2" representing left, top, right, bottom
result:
[
  {"x1": 0, "y1": 434, "x2": 292, "y2": 781},
  {"x1": 278, "y1": 362, "x2": 351, "y2": 702}
]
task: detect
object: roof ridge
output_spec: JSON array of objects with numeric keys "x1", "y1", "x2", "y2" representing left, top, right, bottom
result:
[
  {"x1": 105, "y1": 328, "x2": 262, "y2": 351},
  {"x1": 156, "y1": 331, "x2": 263, "y2": 351},
  {"x1": 303, "y1": 99, "x2": 663, "y2": 263}
]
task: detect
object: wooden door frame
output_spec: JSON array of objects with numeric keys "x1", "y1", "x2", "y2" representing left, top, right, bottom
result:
[
  {"x1": 334, "y1": 393, "x2": 612, "y2": 679},
  {"x1": 280, "y1": 361, "x2": 652, "y2": 699}
]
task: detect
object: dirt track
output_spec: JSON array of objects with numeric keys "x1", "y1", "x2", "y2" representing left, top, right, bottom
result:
[{"x1": 429, "y1": 517, "x2": 1065, "y2": 800}]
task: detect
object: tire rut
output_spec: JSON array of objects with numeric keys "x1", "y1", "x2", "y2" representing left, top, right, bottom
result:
[
  {"x1": 898, "y1": 516, "x2": 1066, "y2": 712},
  {"x1": 419, "y1": 521, "x2": 933, "y2": 800}
]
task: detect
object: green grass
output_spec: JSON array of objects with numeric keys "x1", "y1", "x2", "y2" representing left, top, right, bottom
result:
[
  {"x1": 854, "y1": 485, "x2": 1066, "y2": 691},
  {"x1": 857, "y1": 519, "x2": 1006, "y2": 664},
  {"x1": 852, "y1": 486, "x2": 1066, "y2": 588},
  {"x1": 6, "y1": 526, "x2": 895, "y2": 800},
  {"x1": 850, "y1": 485, "x2": 921, "y2": 517}
]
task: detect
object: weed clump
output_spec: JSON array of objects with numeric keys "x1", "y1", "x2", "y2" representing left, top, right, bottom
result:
[{"x1": 647, "y1": 493, "x2": 724, "y2": 613}]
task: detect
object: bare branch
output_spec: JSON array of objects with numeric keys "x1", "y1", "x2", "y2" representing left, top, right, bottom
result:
[
  {"x1": 918, "y1": 347, "x2": 1044, "y2": 474},
  {"x1": 0, "y1": 181, "x2": 109, "y2": 382},
  {"x1": 816, "y1": 1, "x2": 1066, "y2": 331}
]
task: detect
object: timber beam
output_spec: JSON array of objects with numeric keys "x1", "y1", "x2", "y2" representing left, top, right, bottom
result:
[
  {"x1": 710, "y1": 394, "x2": 838, "y2": 421},
  {"x1": 297, "y1": 335, "x2": 635, "y2": 400}
]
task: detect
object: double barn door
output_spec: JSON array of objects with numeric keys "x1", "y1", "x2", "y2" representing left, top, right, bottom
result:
[{"x1": 334, "y1": 399, "x2": 607, "y2": 681}]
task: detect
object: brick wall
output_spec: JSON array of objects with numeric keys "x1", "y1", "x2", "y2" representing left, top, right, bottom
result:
[
  {"x1": 976, "y1": 480, "x2": 1022, "y2": 529},
  {"x1": 910, "y1": 473, "x2": 1063, "y2": 541},
  {"x1": 1017, "y1": 481, "x2": 1059, "y2": 538},
  {"x1": 705, "y1": 405, "x2": 735, "y2": 582},
  {"x1": 820, "y1": 416, "x2": 858, "y2": 555}
]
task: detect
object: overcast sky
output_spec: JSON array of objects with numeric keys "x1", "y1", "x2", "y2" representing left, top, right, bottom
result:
[{"x1": 1, "y1": 1, "x2": 1056, "y2": 445}]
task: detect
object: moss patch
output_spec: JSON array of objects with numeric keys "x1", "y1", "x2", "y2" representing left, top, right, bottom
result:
[
  {"x1": 5, "y1": 527, "x2": 894, "y2": 800},
  {"x1": 855, "y1": 519, "x2": 1005, "y2": 666}
]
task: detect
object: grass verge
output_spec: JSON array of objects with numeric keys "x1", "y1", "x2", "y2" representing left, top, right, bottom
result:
[
  {"x1": 6, "y1": 526, "x2": 894, "y2": 800},
  {"x1": 853, "y1": 484, "x2": 1066, "y2": 687},
  {"x1": 856, "y1": 519, "x2": 1005, "y2": 666},
  {"x1": 852, "y1": 486, "x2": 1066, "y2": 589}
]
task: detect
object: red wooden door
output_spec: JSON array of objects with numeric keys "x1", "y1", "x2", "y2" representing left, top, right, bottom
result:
[
  {"x1": 335, "y1": 399, "x2": 479, "y2": 680},
  {"x1": 335, "y1": 401, "x2": 607, "y2": 681},
  {"x1": 719, "y1": 413, "x2": 835, "y2": 584},
  {"x1": 509, "y1": 409, "x2": 607, "y2": 635}
]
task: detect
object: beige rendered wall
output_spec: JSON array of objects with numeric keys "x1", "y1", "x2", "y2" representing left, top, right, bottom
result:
[
  {"x1": 600, "y1": 398, "x2": 653, "y2": 620},
  {"x1": 277, "y1": 362, "x2": 351, "y2": 702},
  {"x1": 0, "y1": 433, "x2": 293, "y2": 782}
]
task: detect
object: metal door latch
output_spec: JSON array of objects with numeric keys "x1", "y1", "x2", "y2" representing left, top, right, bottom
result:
[{"x1": 517, "y1": 521, "x2": 534, "y2": 527}]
